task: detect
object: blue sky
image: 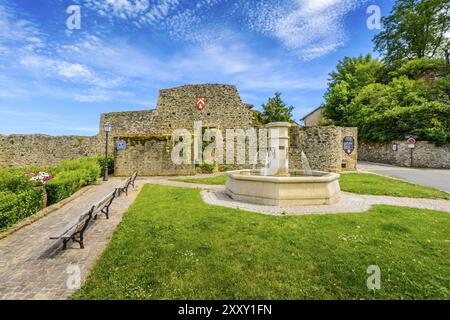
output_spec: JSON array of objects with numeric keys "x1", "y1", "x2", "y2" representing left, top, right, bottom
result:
[{"x1": 0, "y1": 0, "x2": 395, "y2": 136}]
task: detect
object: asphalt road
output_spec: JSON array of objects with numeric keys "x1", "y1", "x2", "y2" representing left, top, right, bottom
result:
[{"x1": 358, "y1": 162, "x2": 450, "y2": 193}]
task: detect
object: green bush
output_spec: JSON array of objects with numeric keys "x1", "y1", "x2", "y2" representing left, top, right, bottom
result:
[
  {"x1": 96, "y1": 155, "x2": 115, "y2": 177},
  {"x1": 0, "y1": 188, "x2": 44, "y2": 230},
  {"x1": 197, "y1": 163, "x2": 217, "y2": 174},
  {"x1": 324, "y1": 56, "x2": 449, "y2": 143},
  {"x1": 0, "y1": 157, "x2": 103, "y2": 229},
  {"x1": 390, "y1": 58, "x2": 448, "y2": 80},
  {"x1": 0, "y1": 168, "x2": 34, "y2": 193},
  {"x1": 46, "y1": 169, "x2": 91, "y2": 205},
  {"x1": 7, "y1": 166, "x2": 55, "y2": 176},
  {"x1": 56, "y1": 157, "x2": 101, "y2": 184},
  {"x1": 45, "y1": 157, "x2": 102, "y2": 205}
]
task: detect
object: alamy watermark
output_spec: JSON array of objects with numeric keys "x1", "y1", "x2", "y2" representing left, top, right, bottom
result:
[
  {"x1": 367, "y1": 265, "x2": 381, "y2": 290},
  {"x1": 367, "y1": 5, "x2": 381, "y2": 30},
  {"x1": 66, "y1": 264, "x2": 81, "y2": 290},
  {"x1": 170, "y1": 121, "x2": 283, "y2": 175},
  {"x1": 66, "y1": 5, "x2": 81, "y2": 31}
]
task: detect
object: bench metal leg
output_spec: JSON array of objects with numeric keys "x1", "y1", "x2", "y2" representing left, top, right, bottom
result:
[
  {"x1": 63, "y1": 239, "x2": 69, "y2": 250},
  {"x1": 72, "y1": 235, "x2": 84, "y2": 249},
  {"x1": 101, "y1": 207, "x2": 110, "y2": 219}
]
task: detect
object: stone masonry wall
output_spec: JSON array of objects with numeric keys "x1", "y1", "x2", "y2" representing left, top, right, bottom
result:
[
  {"x1": 0, "y1": 84, "x2": 254, "y2": 169},
  {"x1": 114, "y1": 137, "x2": 195, "y2": 176},
  {"x1": 359, "y1": 140, "x2": 450, "y2": 168},
  {"x1": 100, "y1": 84, "x2": 255, "y2": 138},
  {"x1": 0, "y1": 84, "x2": 358, "y2": 173},
  {"x1": 0, "y1": 134, "x2": 102, "y2": 168},
  {"x1": 289, "y1": 126, "x2": 358, "y2": 172},
  {"x1": 115, "y1": 125, "x2": 357, "y2": 176}
]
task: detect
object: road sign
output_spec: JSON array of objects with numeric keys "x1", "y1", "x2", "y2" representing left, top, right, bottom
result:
[
  {"x1": 407, "y1": 137, "x2": 416, "y2": 145},
  {"x1": 196, "y1": 97, "x2": 205, "y2": 110}
]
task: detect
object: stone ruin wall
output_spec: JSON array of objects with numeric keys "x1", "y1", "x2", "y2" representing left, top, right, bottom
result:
[
  {"x1": 100, "y1": 84, "x2": 255, "y2": 137},
  {"x1": 0, "y1": 134, "x2": 102, "y2": 168},
  {"x1": 0, "y1": 84, "x2": 358, "y2": 174},
  {"x1": 0, "y1": 84, "x2": 254, "y2": 169},
  {"x1": 289, "y1": 126, "x2": 357, "y2": 172},
  {"x1": 114, "y1": 125, "x2": 358, "y2": 176}
]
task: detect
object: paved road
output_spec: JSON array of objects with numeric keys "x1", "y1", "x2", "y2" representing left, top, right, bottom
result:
[{"x1": 358, "y1": 162, "x2": 450, "y2": 193}]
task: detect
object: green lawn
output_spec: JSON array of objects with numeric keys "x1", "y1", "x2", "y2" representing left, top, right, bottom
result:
[
  {"x1": 74, "y1": 184, "x2": 450, "y2": 300},
  {"x1": 173, "y1": 173, "x2": 450, "y2": 200},
  {"x1": 340, "y1": 173, "x2": 450, "y2": 199},
  {"x1": 172, "y1": 174, "x2": 227, "y2": 185}
]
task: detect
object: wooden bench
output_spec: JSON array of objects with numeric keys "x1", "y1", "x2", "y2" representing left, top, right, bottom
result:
[
  {"x1": 130, "y1": 171, "x2": 138, "y2": 189},
  {"x1": 49, "y1": 174, "x2": 137, "y2": 250},
  {"x1": 117, "y1": 171, "x2": 138, "y2": 196},
  {"x1": 92, "y1": 189, "x2": 118, "y2": 220},
  {"x1": 50, "y1": 206, "x2": 95, "y2": 250},
  {"x1": 50, "y1": 189, "x2": 118, "y2": 250}
]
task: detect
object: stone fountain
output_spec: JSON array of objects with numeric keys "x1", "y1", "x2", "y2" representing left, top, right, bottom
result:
[{"x1": 225, "y1": 122, "x2": 341, "y2": 206}]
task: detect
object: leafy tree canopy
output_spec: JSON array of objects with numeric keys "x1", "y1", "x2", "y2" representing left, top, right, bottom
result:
[
  {"x1": 260, "y1": 92, "x2": 294, "y2": 124},
  {"x1": 373, "y1": 0, "x2": 450, "y2": 65},
  {"x1": 323, "y1": 57, "x2": 449, "y2": 144},
  {"x1": 323, "y1": 54, "x2": 385, "y2": 126}
]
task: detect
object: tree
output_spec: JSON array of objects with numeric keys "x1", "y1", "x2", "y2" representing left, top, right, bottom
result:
[
  {"x1": 260, "y1": 92, "x2": 294, "y2": 124},
  {"x1": 323, "y1": 54, "x2": 384, "y2": 125},
  {"x1": 373, "y1": 0, "x2": 450, "y2": 65}
]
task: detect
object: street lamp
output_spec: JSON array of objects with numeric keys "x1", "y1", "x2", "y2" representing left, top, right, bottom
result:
[{"x1": 103, "y1": 121, "x2": 111, "y2": 181}]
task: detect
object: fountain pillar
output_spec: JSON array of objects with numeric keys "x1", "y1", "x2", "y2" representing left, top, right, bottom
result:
[{"x1": 266, "y1": 122, "x2": 292, "y2": 176}]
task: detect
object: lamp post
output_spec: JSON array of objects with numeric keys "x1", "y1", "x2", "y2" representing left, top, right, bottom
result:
[{"x1": 103, "y1": 121, "x2": 111, "y2": 181}]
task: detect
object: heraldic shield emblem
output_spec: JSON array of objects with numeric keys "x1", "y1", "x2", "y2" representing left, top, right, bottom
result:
[{"x1": 196, "y1": 97, "x2": 205, "y2": 110}]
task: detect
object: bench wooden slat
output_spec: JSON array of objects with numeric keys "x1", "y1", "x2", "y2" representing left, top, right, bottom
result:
[{"x1": 50, "y1": 211, "x2": 91, "y2": 239}]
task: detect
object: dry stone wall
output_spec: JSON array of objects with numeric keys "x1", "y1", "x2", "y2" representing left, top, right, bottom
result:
[
  {"x1": 0, "y1": 134, "x2": 101, "y2": 168},
  {"x1": 359, "y1": 140, "x2": 450, "y2": 168}
]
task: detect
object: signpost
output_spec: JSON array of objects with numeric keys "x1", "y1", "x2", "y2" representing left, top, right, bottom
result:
[{"x1": 405, "y1": 135, "x2": 417, "y2": 167}]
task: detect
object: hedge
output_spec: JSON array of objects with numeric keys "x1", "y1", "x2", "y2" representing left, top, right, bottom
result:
[
  {"x1": 0, "y1": 157, "x2": 103, "y2": 229},
  {"x1": 0, "y1": 168, "x2": 34, "y2": 193},
  {"x1": 46, "y1": 158, "x2": 102, "y2": 205},
  {"x1": 0, "y1": 188, "x2": 45, "y2": 230}
]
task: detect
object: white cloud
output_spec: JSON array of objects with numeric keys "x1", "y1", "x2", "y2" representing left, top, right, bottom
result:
[
  {"x1": 0, "y1": 5, "x2": 44, "y2": 53},
  {"x1": 82, "y1": 0, "x2": 180, "y2": 24},
  {"x1": 19, "y1": 52, "x2": 125, "y2": 89},
  {"x1": 58, "y1": 33, "x2": 328, "y2": 92},
  {"x1": 246, "y1": 0, "x2": 368, "y2": 60},
  {"x1": 79, "y1": 0, "x2": 367, "y2": 60}
]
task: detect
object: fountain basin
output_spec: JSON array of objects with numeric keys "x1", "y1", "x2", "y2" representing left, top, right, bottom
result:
[{"x1": 225, "y1": 170, "x2": 341, "y2": 206}]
